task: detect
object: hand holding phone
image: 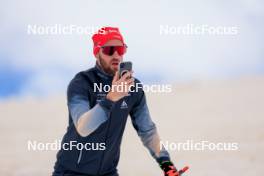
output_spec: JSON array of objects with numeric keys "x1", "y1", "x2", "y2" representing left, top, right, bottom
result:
[{"x1": 106, "y1": 61, "x2": 134, "y2": 102}]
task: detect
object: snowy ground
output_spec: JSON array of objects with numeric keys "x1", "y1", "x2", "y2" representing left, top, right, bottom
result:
[{"x1": 1, "y1": 76, "x2": 264, "y2": 176}]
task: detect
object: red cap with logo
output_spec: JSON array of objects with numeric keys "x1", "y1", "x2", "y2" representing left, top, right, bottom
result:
[{"x1": 92, "y1": 27, "x2": 125, "y2": 56}]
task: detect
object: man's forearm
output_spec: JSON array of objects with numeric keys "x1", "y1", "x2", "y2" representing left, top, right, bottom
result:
[
  {"x1": 76, "y1": 104, "x2": 107, "y2": 137},
  {"x1": 74, "y1": 98, "x2": 115, "y2": 137},
  {"x1": 138, "y1": 125, "x2": 170, "y2": 162}
]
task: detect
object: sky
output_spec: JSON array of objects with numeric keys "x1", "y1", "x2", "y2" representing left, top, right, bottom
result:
[{"x1": 0, "y1": 0, "x2": 263, "y2": 99}]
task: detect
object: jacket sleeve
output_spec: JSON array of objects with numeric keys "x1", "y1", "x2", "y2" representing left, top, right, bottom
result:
[
  {"x1": 67, "y1": 74, "x2": 115, "y2": 137},
  {"x1": 129, "y1": 90, "x2": 171, "y2": 163}
]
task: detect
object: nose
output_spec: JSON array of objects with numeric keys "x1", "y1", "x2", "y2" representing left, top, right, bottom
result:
[{"x1": 112, "y1": 50, "x2": 122, "y2": 59}]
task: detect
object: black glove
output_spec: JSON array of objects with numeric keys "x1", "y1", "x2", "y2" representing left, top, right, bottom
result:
[{"x1": 160, "y1": 161, "x2": 189, "y2": 176}]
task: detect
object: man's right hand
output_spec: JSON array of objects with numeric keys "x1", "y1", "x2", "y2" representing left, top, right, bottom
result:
[
  {"x1": 106, "y1": 71, "x2": 134, "y2": 102},
  {"x1": 160, "y1": 161, "x2": 189, "y2": 176}
]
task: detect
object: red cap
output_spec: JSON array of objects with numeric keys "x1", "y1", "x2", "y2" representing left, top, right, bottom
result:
[{"x1": 92, "y1": 27, "x2": 125, "y2": 56}]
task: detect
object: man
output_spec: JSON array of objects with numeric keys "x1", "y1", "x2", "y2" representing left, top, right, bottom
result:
[{"x1": 53, "y1": 27, "x2": 185, "y2": 176}]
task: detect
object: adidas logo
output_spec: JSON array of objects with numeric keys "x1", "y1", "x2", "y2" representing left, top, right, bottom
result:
[{"x1": 120, "y1": 100, "x2": 128, "y2": 109}]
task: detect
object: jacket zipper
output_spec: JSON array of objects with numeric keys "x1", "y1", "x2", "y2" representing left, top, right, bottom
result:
[{"x1": 77, "y1": 149, "x2": 83, "y2": 164}]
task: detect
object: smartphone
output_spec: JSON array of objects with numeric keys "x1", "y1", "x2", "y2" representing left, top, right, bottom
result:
[{"x1": 119, "y1": 61, "x2": 132, "y2": 78}]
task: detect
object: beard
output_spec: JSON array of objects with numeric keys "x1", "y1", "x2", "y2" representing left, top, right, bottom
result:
[{"x1": 97, "y1": 55, "x2": 116, "y2": 75}]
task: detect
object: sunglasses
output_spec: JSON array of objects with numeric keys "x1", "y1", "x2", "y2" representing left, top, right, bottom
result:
[{"x1": 101, "y1": 45, "x2": 127, "y2": 56}]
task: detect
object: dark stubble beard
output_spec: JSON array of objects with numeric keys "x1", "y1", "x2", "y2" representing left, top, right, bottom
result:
[{"x1": 97, "y1": 55, "x2": 115, "y2": 76}]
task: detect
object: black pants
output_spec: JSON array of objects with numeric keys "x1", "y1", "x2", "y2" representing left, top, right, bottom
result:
[{"x1": 52, "y1": 163, "x2": 119, "y2": 176}]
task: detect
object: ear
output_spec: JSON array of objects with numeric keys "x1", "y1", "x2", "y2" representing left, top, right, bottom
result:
[{"x1": 95, "y1": 52, "x2": 99, "y2": 60}]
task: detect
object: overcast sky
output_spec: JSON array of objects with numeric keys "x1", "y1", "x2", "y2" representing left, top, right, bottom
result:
[{"x1": 0, "y1": 0, "x2": 263, "y2": 98}]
